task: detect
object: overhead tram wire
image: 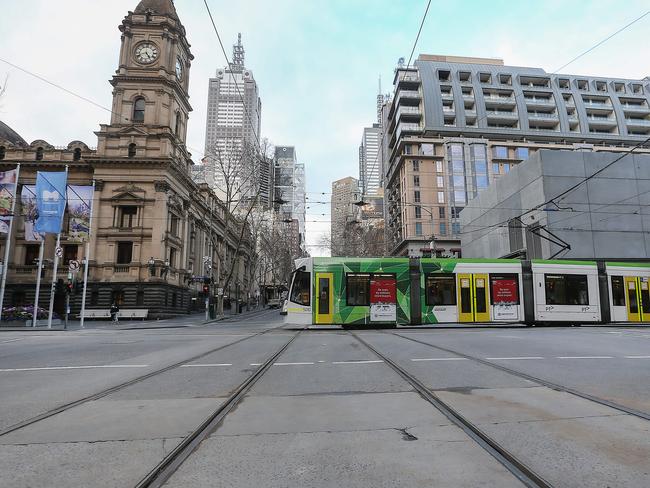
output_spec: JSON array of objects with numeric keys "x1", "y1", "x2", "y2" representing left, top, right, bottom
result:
[{"x1": 363, "y1": 9, "x2": 650, "y2": 224}]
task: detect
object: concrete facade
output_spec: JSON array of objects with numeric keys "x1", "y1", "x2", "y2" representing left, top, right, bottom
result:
[
  {"x1": 460, "y1": 150, "x2": 650, "y2": 259},
  {"x1": 330, "y1": 177, "x2": 361, "y2": 256}
]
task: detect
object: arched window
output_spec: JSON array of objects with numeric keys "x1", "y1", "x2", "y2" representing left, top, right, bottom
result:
[
  {"x1": 174, "y1": 112, "x2": 181, "y2": 135},
  {"x1": 132, "y1": 97, "x2": 146, "y2": 123},
  {"x1": 36, "y1": 147, "x2": 44, "y2": 161},
  {"x1": 73, "y1": 148, "x2": 82, "y2": 161},
  {"x1": 128, "y1": 143, "x2": 137, "y2": 158},
  {"x1": 0, "y1": 146, "x2": 5, "y2": 160}
]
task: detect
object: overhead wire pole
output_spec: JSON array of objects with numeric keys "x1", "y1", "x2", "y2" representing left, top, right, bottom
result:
[
  {"x1": 79, "y1": 180, "x2": 95, "y2": 329},
  {"x1": 0, "y1": 164, "x2": 20, "y2": 321}
]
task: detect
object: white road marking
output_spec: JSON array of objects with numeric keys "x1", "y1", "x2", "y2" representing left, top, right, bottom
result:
[
  {"x1": 332, "y1": 360, "x2": 384, "y2": 364},
  {"x1": 180, "y1": 363, "x2": 232, "y2": 368},
  {"x1": 250, "y1": 363, "x2": 262, "y2": 366},
  {"x1": 0, "y1": 338, "x2": 24, "y2": 344},
  {"x1": 556, "y1": 356, "x2": 613, "y2": 359},
  {"x1": 0, "y1": 364, "x2": 148, "y2": 372},
  {"x1": 411, "y1": 357, "x2": 468, "y2": 362},
  {"x1": 486, "y1": 357, "x2": 545, "y2": 360},
  {"x1": 274, "y1": 362, "x2": 314, "y2": 366},
  {"x1": 623, "y1": 356, "x2": 650, "y2": 359}
]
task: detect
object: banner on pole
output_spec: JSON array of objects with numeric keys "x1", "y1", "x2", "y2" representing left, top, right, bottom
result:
[
  {"x1": 66, "y1": 186, "x2": 93, "y2": 242},
  {"x1": 34, "y1": 172, "x2": 67, "y2": 235},
  {"x1": 21, "y1": 185, "x2": 43, "y2": 241},
  {"x1": 0, "y1": 169, "x2": 18, "y2": 234}
]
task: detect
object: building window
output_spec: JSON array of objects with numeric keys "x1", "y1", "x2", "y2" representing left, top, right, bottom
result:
[
  {"x1": 436, "y1": 161, "x2": 443, "y2": 173},
  {"x1": 169, "y1": 248, "x2": 177, "y2": 268},
  {"x1": 24, "y1": 245, "x2": 40, "y2": 265},
  {"x1": 439, "y1": 222, "x2": 447, "y2": 235},
  {"x1": 452, "y1": 222, "x2": 461, "y2": 235},
  {"x1": 421, "y1": 143, "x2": 434, "y2": 156},
  {"x1": 346, "y1": 273, "x2": 370, "y2": 306},
  {"x1": 437, "y1": 176, "x2": 444, "y2": 187},
  {"x1": 437, "y1": 192, "x2": 445, "y2": 203},
  {"x1": 415, "y1": 206, "x2": 422, "y2": 219},
  {"x1": 133, "y1": 97, "x2": 146, "y2": 123},
  {"x1": 503, "y1": 163, "x2": 511, "y2": 173},
  {"x1": 174, "y1": 112, "x2": 181, "y2": 135},
  {"x1": 128, "y1": 143, "x2": 137, "y2": 158},
  {"x1": 290, "y1": 270, "x2": 311, "y2": 306},
  {"x1": 476, "y1": 175, "x2": 489, "y2": 188},
  {"x1": 413, "y1": 175, "x2": 420, "y2": 187},
  {"x1": 404, "y1": 145, "x2": 412, "y2": 155},
  {"x1": 116, "y1": 242, "x2": 133, "y2": 264},
  {"x1": 63, "y1": 245, "x2": 78, "y2": 265},
  {"x1": 415, "y1": 222, "x2": 423, "y2": 236},
  {"x1": 516, "y1": 147, "x2": 529, "y2": 159},
  {"x1": 425, "y1": 274, "x2": 456, "y2": 306},
  {"x1": 136, "y1": 290, "x2": 145, "y2": 306},
  {"x1": 412, "y1": 160, "x2": 419, "y2": 172},
  {"x1": 414, "y1": 191, "x2": 421, "y2": 203},
  {"x1": 36, "y1": 147, "x2": 44, "y2": 161},
  {"x1": 73, "y1": 148, "x2": 82, "y2": 161},
  {"x1": 492, "y1": 146, "x2": 508, "y2": 158},
  {"x1": 493, "y1": 163, "x2": 500, "y2": 174},
  {"x1": 170, "y1": 214, "x2": 180, "y2": 236},
  {"x1": 610, "y1": 276, "x2": 625, "y2": 307},
  {"x1": 119, "y1": 206, "x2": 138, "y2": 228},
  {"x1": 439, "y1": 207, "x2": 445, "y2": 219},
  {"x1": 545, "y1": 274, "x2": 589, "y2": 305},
  {"x1": 0, "y1": 146, "x2": 5, "y2": 160}
]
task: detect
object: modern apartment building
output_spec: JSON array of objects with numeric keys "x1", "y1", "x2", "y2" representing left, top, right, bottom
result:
[
  {"x1": 330, "y1": 176, "x2": 362, "y2": 256},
  {"x1": 385, "y1": 54, "x2": 650, "y2": 257},
  {"x1": 203, "y1": 34, "x2": 262, "y2": 199},
  {"x1": 359, "y1": 124, "x2": 382, "y2": 196},
  {"x1": 274, "y1": 146, "x2": 306, "y2": 252}
]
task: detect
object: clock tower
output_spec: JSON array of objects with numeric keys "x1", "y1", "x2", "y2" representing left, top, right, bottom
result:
[{"x1": 96, "y1": 0, "x2": 194, "y2": 165}]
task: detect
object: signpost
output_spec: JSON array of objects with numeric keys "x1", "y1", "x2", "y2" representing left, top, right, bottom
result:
[{"x1": 68, "y1": 260, "x2": 80, "y2": 272}]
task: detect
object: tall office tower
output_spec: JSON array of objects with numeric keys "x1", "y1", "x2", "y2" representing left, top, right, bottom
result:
[
  {"x1": 331, "y1": 177, "x2": 362, "y2": 256},
  {"x1": 203, "y1": 34, "x2": 262, "y2": 199},
  {"x1": 274, "y1": 146, "x2": 306, "y2": 252},
  {"x1": 359, "y1": 124, "x2": 382, "y2": 196},
  {"x1": 384, "y1": 54, "x2": 650, "y2": 257}
]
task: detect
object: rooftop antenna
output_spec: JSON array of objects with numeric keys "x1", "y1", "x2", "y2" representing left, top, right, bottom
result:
[
  {"x1": 376, "y1": 75, "x2": 384, "y2": 125},
  {"x1": 232, "y1": 33, "x2": 245, "y2": 71}
]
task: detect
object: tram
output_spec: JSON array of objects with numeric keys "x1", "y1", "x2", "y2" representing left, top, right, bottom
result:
[{"x1": 284, "y1": 257, "x2": 650, "y2": 327}]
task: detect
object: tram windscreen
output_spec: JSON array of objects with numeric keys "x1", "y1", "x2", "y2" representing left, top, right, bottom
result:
[{"x1": 290, "y1": 271, "x2": 311, "y2": 306}]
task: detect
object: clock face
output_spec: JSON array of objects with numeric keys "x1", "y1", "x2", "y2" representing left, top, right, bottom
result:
[
  {"x1": 175, "y1": 57, "x2": 184, "y2": 80},
  {"x1": 134, "y1": 42, "x2": 159, "y2": 64}
]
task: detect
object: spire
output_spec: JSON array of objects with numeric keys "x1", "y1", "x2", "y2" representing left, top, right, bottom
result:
[
  {"x1": 134, "y1": 0, "x2": 179, "y2": 20},
  {"x1": 232, "y1": 33, "x2": 245, "y2": 70}
]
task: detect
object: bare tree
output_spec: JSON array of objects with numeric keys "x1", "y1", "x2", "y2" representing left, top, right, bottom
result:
[{"x1": 325, "y1": 220, "x2": 386, "y2": 257}]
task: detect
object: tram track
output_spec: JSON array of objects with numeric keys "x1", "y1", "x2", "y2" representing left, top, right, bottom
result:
[
  {"x1": 0, "y1": 323, "x2": 290, "y2": 438},
  {"x1": 348, "y1": 330, "x2": 553, "y2": 488},
  {"x1": 388, "y1": 331, "x2": 650, "y2": 422},
  {"x1": 134, "y1": 329, "x2": 301, "y2": 488}
]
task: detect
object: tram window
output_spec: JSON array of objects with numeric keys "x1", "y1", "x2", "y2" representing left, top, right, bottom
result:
[
  {"x1": 346, "y1": 273, "x2": 370, "y2": 306},
  {"x1": 545, "y1": 274, "x2": 589, "y2": 305},
  {"x1": 290, "y1": 271, "x2": 311, "y2": 306},
  {"x1": 425, "y1": 274, "x2": 456, "y2": 306},
  {"x1": 610, "y1": 276, "x2": 626, "y2": 306}
]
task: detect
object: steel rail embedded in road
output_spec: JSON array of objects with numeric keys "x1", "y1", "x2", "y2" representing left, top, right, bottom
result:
[
  {"x1": 0, "y1": 323, "x2": 289, "y2": 438},
  {"x1": 349, "y1": 331, "x2": 553, "y2": 488},
  {"x1": 389, "y1": 331, "x2": 650, "y2": 422},
  {"x1": 134, "y1": 330, "x2": 302, "y2": 488}
]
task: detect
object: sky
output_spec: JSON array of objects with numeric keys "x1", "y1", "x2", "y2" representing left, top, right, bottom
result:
[{"x1": 1, "y1": 0, "x2": 649, "y2": 256}]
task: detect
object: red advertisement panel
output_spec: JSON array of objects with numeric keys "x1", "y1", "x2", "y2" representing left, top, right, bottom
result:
[
  {"x1": 370, "y1": 277, "x2": 396, "y2": 304},
  {"x1": 492, "y1": 279, "x2": 518, "y2": 304}
]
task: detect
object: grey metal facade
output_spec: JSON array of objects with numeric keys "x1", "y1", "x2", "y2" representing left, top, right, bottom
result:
[{"x1": 460, "y1": 150, "x2": 650, "y2": 259}]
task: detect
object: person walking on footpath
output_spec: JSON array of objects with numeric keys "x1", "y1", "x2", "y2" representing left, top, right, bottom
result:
[{"x1": 110, "y1": 302, "x2": 120, "y2": 323}]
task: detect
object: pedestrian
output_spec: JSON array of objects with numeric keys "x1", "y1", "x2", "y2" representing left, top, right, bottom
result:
[{"x1": 110, "y1": 301, "x2": 120, "y2": 323}]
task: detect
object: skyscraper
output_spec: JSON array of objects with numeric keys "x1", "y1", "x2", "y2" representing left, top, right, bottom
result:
[
  {"x1": 203, "y1": 34, "x2": 261, "y2": 199},
  {"x1": 359, "y1": 124, "x2": 382, "y2": 196},
  {"x1": 330, "y1": 177, "x2": 362, "y2": 256},
  {"x1": 274, "y1": 146, "x2": 306, "y2": 253}
]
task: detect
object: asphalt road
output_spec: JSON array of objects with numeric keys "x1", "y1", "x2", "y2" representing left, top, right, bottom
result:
[{"x1": 0, "y1": 314, "x2": 648, "y2": 487}]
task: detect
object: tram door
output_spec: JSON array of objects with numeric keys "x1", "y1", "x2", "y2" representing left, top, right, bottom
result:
[
  {"x1": 625, "y1": 277, "x2": 650, "y2": 322},
  {"x1": 457, "y1": 274, "x2": 490, "y2": 323},
  {"x1": 315, "y1": 273, "x2": 334, "y2": 324}
]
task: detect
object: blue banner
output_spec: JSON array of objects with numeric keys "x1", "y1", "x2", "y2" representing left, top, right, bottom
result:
[{"x1": 34, "y1": 171, "x2": 67, "y2": 234}]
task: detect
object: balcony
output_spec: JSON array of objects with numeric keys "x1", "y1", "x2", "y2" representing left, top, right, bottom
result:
[
  {"x1": 626, "y1": 118, "x2": 650, "y2": 127},
  {"x1": 524, "y1": 96, "x2": 555, "y2": 108},
  {"x1": 586, "y1": 115, "x2": 618, "y2": 128},
  {"x1": 583, "y1": 100, "x2": 612, "y2": 108},
  {"x1": 528, "y1": 112, "x2": 559, "y2": 120},
  {"x1": 396, "y1": 73, "x2": 420, "y2": 89},
  {"x1": 486, "y1": 110, "x2": 519, "y2": 121},
  {"x1": 441, "y1": 91, "x2": 454, "y2": 100},
  {"x1": 483, "y1": 94, "x2": 516, "y2": 108},
  {"x1": 621, "y1": 103, "x2": 650, "y2": 114},
  {"x1": 397, "y1": 90, "x2": 421, "y2": 105},
  {"x1": 396, "y1": 123, "x2": 421, "y2": 140}
]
